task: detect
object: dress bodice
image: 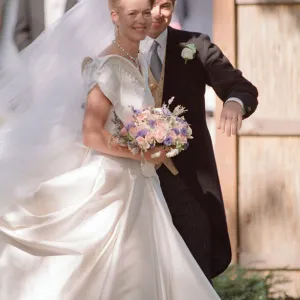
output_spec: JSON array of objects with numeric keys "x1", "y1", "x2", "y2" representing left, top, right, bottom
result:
[
  {"x1": 81, "y1": 54, "x2": 157, "y2": 177},
  {"x1": 82, "y1": 54, "x2": 154, "y2": 133}
]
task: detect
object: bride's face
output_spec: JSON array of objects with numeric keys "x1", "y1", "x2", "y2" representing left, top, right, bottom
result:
[{"x1": 113, "y1": 0, "x2": 153, "y2": 42}]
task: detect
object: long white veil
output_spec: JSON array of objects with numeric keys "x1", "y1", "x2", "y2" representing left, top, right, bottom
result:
[{"x1": 0, "y1": 0, "x2": 114, "y2": 209}]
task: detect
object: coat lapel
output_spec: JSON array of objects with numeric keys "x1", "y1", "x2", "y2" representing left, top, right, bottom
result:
[
  {"x1": 163, "y1": 27, "x2": 188, "y2": 107},
  {"x1": 149, "y1": 27, "x2": 184, "y2": 108},
  {"x1": 148, "y1": 29, "x2": 180, "y2": 176}
]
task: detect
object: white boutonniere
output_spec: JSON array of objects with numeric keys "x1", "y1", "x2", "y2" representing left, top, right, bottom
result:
[{"x1": 181, "y1": 43, "x2": 197, "y2": 64}]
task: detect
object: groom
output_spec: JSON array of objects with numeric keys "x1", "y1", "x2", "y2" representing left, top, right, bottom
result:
[{"x1": 140, "y1": 0, "x2": 258, "y2": 280}]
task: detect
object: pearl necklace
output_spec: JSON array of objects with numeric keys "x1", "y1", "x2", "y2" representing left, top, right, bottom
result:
[{"x1": 112, "y1": 40, "x2": 139, "y2": 69}]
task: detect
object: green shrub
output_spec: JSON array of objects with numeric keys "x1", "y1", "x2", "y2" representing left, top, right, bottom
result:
[{"x1": 213, "y1": 265, "x2": 299, "y2": 300}]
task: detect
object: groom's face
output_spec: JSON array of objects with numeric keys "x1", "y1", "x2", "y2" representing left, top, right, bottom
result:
[{"x1": 148, "y1": 0, "x2": 175, "y2": 39}]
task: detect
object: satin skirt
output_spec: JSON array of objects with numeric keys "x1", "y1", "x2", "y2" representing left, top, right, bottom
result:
[{"x1": 0, "y1": 150, "x2": 220, "y2": 300}]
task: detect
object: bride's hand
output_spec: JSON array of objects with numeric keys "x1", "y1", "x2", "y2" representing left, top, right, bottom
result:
[{"x1": 143, "y1": 147, "x2": 169, "y2": 165}]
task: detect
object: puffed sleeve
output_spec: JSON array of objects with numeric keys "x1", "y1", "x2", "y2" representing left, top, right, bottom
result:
[{"x1": 82, "y1": 57, "x2": 120, "y2": 106}]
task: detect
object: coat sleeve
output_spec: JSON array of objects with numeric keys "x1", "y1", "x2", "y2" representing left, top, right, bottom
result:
[{"x1": 194, "y1": 33, "x2": 258, "y2": 118}]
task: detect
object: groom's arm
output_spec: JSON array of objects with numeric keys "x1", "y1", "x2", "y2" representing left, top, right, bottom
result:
[{"x1": 193, "y1": 33, "x2": 258, "y2": 119}]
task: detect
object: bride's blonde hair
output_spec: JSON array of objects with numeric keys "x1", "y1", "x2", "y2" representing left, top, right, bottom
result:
[
  {"x1": 108, "y1": 0, "x2": 118, "y2": 11},
  {"x1": 108, "y1": 0, "x2": 155, "y2": 11}
]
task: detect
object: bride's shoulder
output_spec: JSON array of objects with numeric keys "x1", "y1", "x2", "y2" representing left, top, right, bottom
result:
[
  {"x1": 81, "y1": 55, "x2": 125, "y2": 93},
  {"x1": 81, "y1": 56, "x2": 94, "y2": 74},
  {"x1": 81, "y1": 55, "x2": 125, "y2": 78}
]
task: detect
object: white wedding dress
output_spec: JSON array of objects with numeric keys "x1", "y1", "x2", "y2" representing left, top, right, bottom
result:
[{"x1": 0, "y1": 54, "x2": 220, "y2": 300}]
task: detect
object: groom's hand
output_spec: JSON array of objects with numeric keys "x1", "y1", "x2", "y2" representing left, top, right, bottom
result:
[{"x1": 218, "y1": 102, "x2": 243, "y2": 137}]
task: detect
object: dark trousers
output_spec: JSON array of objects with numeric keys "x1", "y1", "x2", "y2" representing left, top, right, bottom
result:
[{"x1": 157, "y1": 164, "x2": 213, "y2": 280}]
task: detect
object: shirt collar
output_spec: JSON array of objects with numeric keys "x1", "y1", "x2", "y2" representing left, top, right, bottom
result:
[
  {"x1": 155, "y1": 28, "x2": 168, "y2": 49},
  {"x1": 140, "y1": 28, "x2": 168, "y2": 54}
]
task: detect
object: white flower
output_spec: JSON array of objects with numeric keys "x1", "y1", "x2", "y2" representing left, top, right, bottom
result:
[
  {"x1": 173, "y1": 105, "x2": 188, "y2": 116},
  {"x1": 186, "y1": 126, "x2": 193, "y2": 136},
  {"x1": 168, "y1": 97, "x2": 175, "y2": 106},
  {"x1": 154, "y1": 108, "x2": 163, "y2": 114},
  {"x1": 166, "y1": 148, "x2": 179, "y2": 158},
  {"x1": 151, "y1": 151, "x2": 161, "y2": 159},
  {"x1": 181, "y1": 44, "x2": 197, "y2": 64}
]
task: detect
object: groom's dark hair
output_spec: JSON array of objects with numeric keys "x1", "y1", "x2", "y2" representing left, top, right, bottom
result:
[{"x1": 153, "y1": 0, "x2": 176, "y2": 5}]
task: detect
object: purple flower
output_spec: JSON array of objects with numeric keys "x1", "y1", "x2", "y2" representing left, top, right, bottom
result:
[
  {"x1": 184, "y1": 142, "x2": 189, "y2": 150},
  {"x1": 180, "y1": 127, "x2": 188, "y2": 136},
  {"x1": 125, "y1": 122, "x2": 136, "y2": 131},
  {"x1": 136, "y1": 129, "x2": 148, "y2": 138},
  {"x1": 172, "y1": 128, "x2": 180, "y2": 135},
  {"x1": 163, "y1": 136, "x2": 173, "y2": 146},
  {"x1": 148, "y1": 119, "x2": 156, "y2": 128},
  {"x1": 176, "y1": 117, "x2": 185, "y2": 124},
  {"x1": 162, "y1": 107, "x2": 171, "y2": 116},
  {"x1": 131, "y1": 107, "x2": 141, "y2": 115},
  {"x1": 129, "y1": 105, "x2": 142, "y2": 115}
]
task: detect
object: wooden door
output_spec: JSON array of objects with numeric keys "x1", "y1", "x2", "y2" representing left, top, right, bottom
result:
[{"x1": 214, "y1": 0, "x2": 300, "y2": 296}]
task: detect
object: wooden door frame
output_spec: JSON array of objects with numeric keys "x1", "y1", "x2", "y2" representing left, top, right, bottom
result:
[{"x1": 213, "y1": 0, "x2": 238, "y2": 263}]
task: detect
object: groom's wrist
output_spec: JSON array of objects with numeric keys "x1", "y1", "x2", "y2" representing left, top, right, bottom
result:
[{"x1": 225, "y1": 97, "x2": 246, "y2": 115}]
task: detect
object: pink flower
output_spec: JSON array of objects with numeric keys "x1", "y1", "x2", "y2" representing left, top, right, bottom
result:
[
  {"x1": 136, "y1": 136, "x2": 150, "y2": 150},
  {"x1": 154, "y1": 129, "x2": 167, "y2": 143},
  {"x1": 157, "y1": 120, "x2": 170, "y2": 131},
  {"x1": 136, "y1": 116, "x2": 145, "y2": 122},
  {"x1": 120, "y1": 127, "x2": 128, "y2": 136},
  {"x1": 145, "y1": 132, "x2": 155, "y2": 144},
  {"x1": 136, "y1": 124, "x2": 146, "y2": 131},
  {"x1": 151, "y1": 114, "x2": 160, "y2": 121},
  {"x1": 178, "y1": 134, "x2": 187, "y2": 143},
  {"x1": 138, "y1": 110, "x2": 151, "y2": 121},
  {"x1": 176, "y1": 123, "x2": 185, "y2": 130},
  {"x1": 169, "y1": 130, "x2": 177, "y2": 140},
  {"x1": 129, "y1": 126, "x2": 138, "y2": 138}
]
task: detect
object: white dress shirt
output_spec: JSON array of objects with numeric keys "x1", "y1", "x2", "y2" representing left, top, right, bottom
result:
[
  {"x1": 140, "y1": 29, "x2": 245, "y2": 113},
  {"x1": 140, "y1": 29, "x2": 168, "y2": 65},
  {"x1": 44, "y1": 0, "x2": 68, "y2": 29}
]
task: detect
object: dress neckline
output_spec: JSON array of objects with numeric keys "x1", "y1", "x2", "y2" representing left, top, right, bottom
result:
[{"x1": 96, "y1": 54, "x2": 148, "y2": 86}]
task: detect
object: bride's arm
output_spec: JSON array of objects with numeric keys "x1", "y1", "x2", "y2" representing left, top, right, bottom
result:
[
  {"x1": 82, "y1": 85, "x2": 167, "y2": 163},
  {"x1": 82, "y1": 85, "x2": 141, "y2": 160}
]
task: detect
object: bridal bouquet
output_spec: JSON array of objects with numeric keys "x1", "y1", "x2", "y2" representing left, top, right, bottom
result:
[{"x1": 111, "y1": 98, "x2": 193, "y2": 158}]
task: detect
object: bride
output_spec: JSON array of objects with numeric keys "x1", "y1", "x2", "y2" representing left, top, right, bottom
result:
[{"x1": 0, "y1": 0, "x2": 221, "y2": 299}]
